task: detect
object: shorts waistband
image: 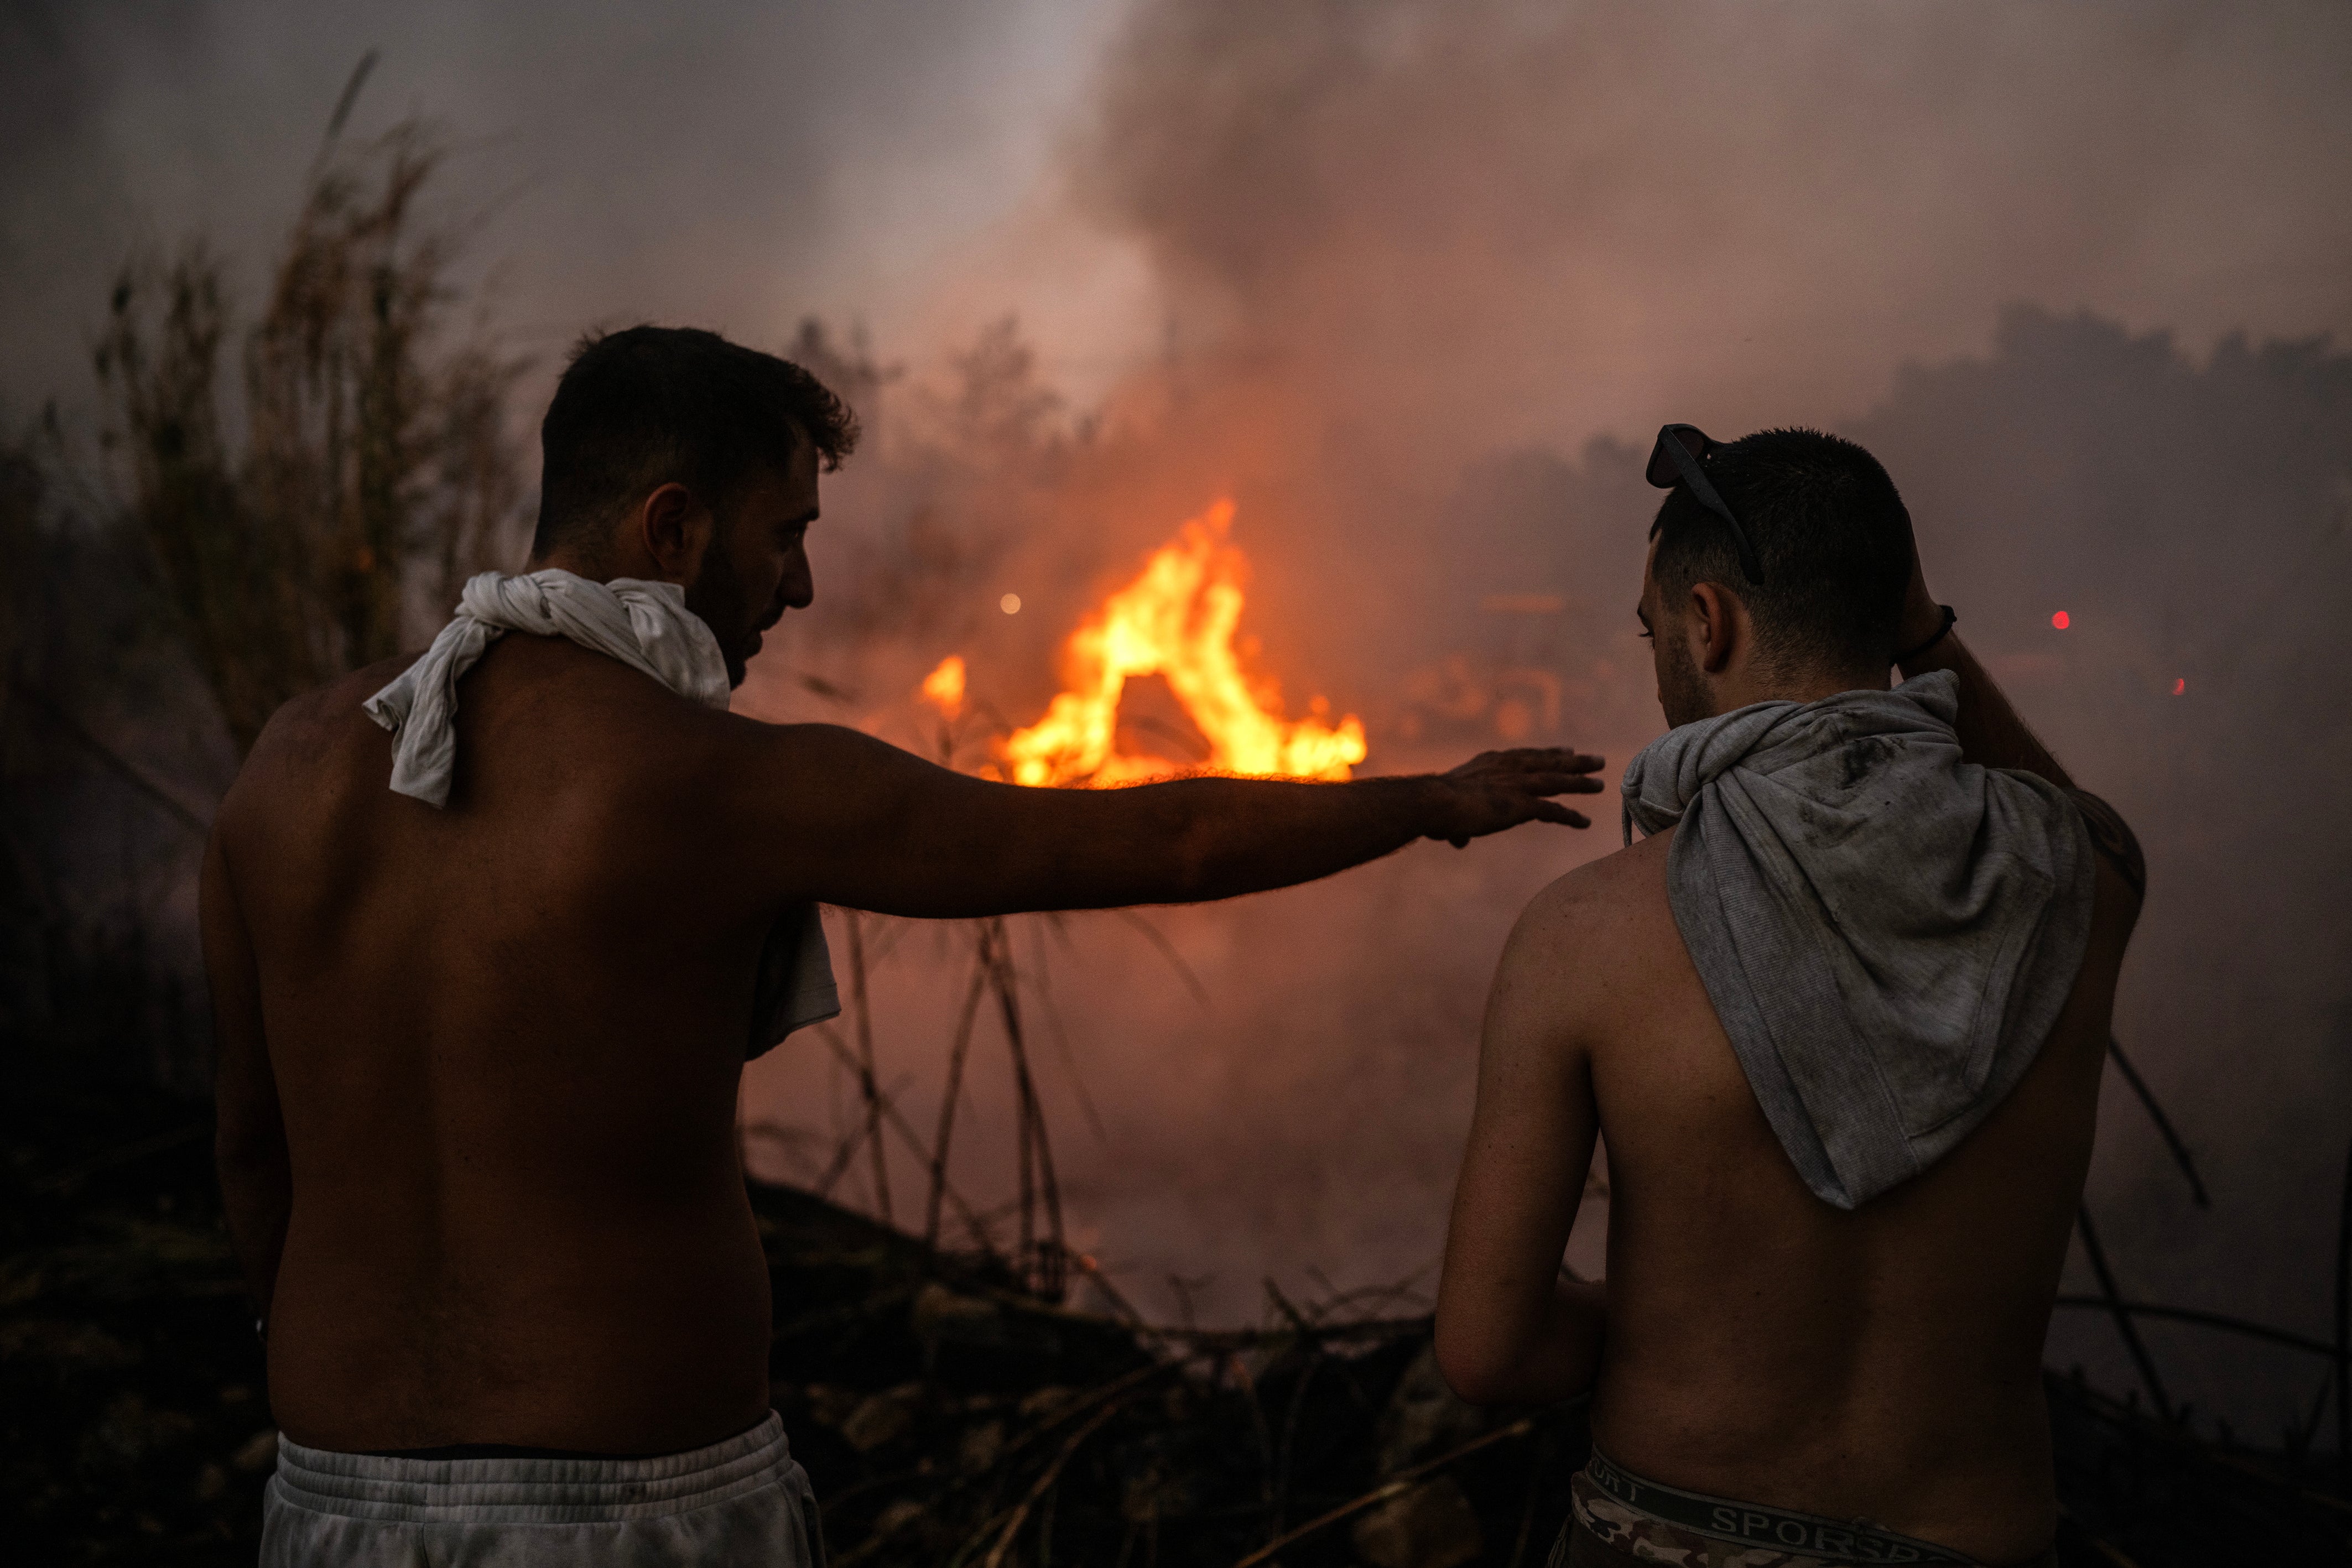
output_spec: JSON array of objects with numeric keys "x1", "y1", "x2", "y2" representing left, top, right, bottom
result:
[
  {"x1": 1573, "y1": 1445, "x2": 1982, "y2": 1566},
  {"x1": 273, "y1": 1411, "x2": 796, "y2": 1525}
]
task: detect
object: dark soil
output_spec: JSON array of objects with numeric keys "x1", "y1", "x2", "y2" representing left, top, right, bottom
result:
[{"x1": 4, "y1": 1075, "x2": 2343, "y2": 1566}]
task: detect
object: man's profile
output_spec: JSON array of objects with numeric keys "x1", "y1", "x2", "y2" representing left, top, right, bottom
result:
[
  {"x1": 1433, "y1": 427, "x2": 2142, "y2": 1568},
  {"x1": 204, "y1": 325, "x2": 1608, "y2": 1565}
]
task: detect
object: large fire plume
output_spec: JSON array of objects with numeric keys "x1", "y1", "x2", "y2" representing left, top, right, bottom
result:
[{"x1": 927, "y1": 499, "x2": 1367, "y2": 787}]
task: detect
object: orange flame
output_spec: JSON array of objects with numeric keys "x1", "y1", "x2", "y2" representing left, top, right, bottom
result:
[
  {"x1": 920, "y1": 654, "x2": 966, "y2": 718},
  {"x1": 996, "y1": 499, "x2": 1367, "y2": 787}
]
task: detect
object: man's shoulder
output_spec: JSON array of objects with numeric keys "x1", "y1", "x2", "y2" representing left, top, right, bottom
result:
[
  {"x1": 215, "y1": 657, "x2": 416, "y2": 843},
  {"x1": 233, "y1": 656, "x2": 417, "y2": 791},
  {"x1": 1533, "y1": 829, "x2": 1673, "y2": 911},
  {"x1": 1512, "y1": 830, "x2": 1677, "y2": 956}
]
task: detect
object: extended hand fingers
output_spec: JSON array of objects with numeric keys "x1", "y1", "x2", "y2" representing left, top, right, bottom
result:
[
  {"x1": 1495, "y1": 747, "x2": 1606, "y2": 774},
  {"x1": 1531, "y1": 800, "x2": 1593, "y2": 829},
  {"x1": 1447, "y1": 747, "x2": 1606, "y2": 785},
  {"x1": 1527, "y1": 774, "x2": 1606, "y2": 795}
]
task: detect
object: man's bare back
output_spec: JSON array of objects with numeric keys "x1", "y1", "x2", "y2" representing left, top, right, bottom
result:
[
  {"x1": 1512, "y1": 817, "x2": 2133, "y2": 1560},
  {"x1": 1434, "y1": 425, "x2": 2142, "y2": 1566},
  {"x1": 209, "y1": 621, "x2": 1606, "y2": 1457},
  {"x1": 206, "y1": 330, "x2": 1616, "y2": 1564},
  {"x1": 213, "y1": 637, "x2": 802, "y2": 1454}
]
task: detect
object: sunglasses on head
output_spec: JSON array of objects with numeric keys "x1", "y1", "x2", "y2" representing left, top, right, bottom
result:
[{"x1": 1646, "y1": 424, "x2": 1763, "y2": 585}]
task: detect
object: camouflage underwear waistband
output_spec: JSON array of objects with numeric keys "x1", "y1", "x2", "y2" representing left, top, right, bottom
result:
[{"x1": 1559, "y1": 1446, "x2": 1985, "y2": 1566}]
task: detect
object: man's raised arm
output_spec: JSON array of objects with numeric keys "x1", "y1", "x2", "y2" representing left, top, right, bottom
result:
[
  {"x1": 1896, "y1": 551, "x2": 2147, "y2": 900},
  {"x1": 732, "y1": 721, "x2": 1606, "y2": 920},
  {"x1": 1893, "y1": 556, "x2": 2074, "y2": 788}
]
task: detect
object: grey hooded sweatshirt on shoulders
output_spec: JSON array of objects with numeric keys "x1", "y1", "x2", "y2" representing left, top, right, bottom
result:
[{"x1": 1620, "y1": 669, "x2": 2095, "y2": 1210}]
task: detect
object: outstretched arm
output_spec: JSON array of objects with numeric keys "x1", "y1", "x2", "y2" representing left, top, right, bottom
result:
[
  {"x1": 1434, "y1": 878, "x2": 1607, "y2": 1405},
  {"x1": 737, "y1": 722, "x2": 1607, "y2": 919},
  {"x1": 201, "y1": 832, "x2": 289, "y2": 1327}
]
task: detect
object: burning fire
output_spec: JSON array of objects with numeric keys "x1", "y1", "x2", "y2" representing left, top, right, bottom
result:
[
  {"x1": 920, "y1": 653, "x2": 966, "y2": 718},
  {"x1": 924, "y1": 499, "x2": 1367, "y2": 787}
]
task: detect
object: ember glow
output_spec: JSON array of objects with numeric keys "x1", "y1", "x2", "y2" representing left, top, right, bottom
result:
[{"x1": 990, "y1": 500, "x2": 1368, "y2": 788}]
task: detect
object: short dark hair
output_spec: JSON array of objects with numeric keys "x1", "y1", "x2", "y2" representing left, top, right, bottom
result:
[
  {"x1": 1651, "y1": 428, "x2": 1914, "y2": 674},
  {"x1": 531, "y1": 326, "x2": 860, "y2": 560}
]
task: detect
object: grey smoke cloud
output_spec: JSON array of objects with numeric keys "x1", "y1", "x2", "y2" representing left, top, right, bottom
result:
[{"x1": 1078, "y1": 0, "x2": 2352, "y2": 451}]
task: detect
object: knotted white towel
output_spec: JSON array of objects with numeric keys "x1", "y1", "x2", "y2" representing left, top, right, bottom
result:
[
  {"x1": 365, "y1": 570, "x2": 838, "y2": 1057},
  {"x1": 1621, "y1": 670, "x2": 2094, "y2": 1208}
]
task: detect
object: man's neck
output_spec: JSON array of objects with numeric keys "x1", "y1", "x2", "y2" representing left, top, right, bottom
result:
[
  {"x1": 1704, "y1": 662, "x2": 1888, "y2": 718},
  {"x1": 528, "y1": 551, "x2": 612, "y2": 582}
]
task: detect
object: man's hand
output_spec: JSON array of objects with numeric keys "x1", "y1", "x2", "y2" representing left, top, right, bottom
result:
[{"x1": 1426, "y1": 748, "x2": 1608, "y2": 848}]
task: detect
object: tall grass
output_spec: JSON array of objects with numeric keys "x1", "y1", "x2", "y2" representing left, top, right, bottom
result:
[{"x1": 94, "y1": 119, "x2": 524, "y2": 757}]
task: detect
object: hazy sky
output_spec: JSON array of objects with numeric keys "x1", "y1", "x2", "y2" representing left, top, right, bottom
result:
[
  {"x1": 9, "y1": 1, "x2": 2349, "y2": 450},
  {"x1": 0, "y1": 0, "x2": 1142, "y2": 424},
  {"x1": 1076, "y1": 0, "x2": 2352, "y2": 457}
]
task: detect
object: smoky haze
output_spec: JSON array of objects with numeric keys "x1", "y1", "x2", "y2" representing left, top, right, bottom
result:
[
  {"x1": 751, "y1": 0, "x2": 2352, "y2": 1445},
  {"x1": 7, "y1": 0, "x2": 2349, "y2": 1446}
]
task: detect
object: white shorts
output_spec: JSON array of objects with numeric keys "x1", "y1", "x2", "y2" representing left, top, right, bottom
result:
[{"x1": 262, "y1": 1411, "x2": 821, "y2": 1566}]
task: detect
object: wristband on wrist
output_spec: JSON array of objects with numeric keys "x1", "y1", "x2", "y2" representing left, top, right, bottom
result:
[{"x1": 1893, "y1": 605, "x2": 1957, "y2": 666}]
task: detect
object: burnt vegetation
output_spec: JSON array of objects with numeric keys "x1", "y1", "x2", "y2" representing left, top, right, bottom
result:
[{"x1": 6, "y1": 1074, "x2": 2349, "y2": 1566}]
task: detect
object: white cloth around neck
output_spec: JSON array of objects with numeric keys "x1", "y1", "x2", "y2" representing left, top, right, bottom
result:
[
  {"x1": 361, "y1": 569, "x2": 838, "y2": 1056},
  {"x1": 363, "y1": 570, "x2": 731, "y2": 808}
]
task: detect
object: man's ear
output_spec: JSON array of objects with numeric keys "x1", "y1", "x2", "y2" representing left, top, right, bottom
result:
[
  {"x1": 1689, "y1": 581, "x2": 1740, "y2": 674},
  {"x1": 636, "y1": 482, "x2": 714, "y2": 584}
]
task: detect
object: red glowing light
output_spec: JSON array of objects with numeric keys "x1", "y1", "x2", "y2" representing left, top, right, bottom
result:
[
  {"x1": 2172, "y1": 678, "x2": 2186, "y2": 696},
  {"x1": 2051, "y1": 611, "x2": 2070, "y2": 630}
]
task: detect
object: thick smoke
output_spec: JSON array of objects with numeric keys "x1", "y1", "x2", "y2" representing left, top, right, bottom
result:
[{"x1": 745, "y1": 0, "x2": 2352, "y2": 1444}]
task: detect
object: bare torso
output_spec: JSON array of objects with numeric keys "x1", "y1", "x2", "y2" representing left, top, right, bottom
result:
[
  {"x1": 1574, "y1": 826, "x2": 2135, "y2": 1562},
  {"x1": 210, "y1": 631, "x2": 1604, "y2": 1457},
  {"x1": 218, "y1": 636, "x2": 782, "y2": 1454}
]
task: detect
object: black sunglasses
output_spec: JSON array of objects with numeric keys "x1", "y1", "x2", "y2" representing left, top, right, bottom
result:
[{"x1": 1645, "y1": 424, "x2": 1763, "y2": 585}]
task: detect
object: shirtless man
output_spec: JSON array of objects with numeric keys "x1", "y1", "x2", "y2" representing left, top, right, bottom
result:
[
  {"x1": 205, "y1": 326, "x2": 1606, "y2": 1565},
  {"x1": 1434, "y1": 426, "x2": 2142, "y2": 1568}
]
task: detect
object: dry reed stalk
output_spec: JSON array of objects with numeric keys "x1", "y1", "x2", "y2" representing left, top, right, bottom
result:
[
  {"x1": 925, "y1": 938, "x2": 994, "y2": 1248},
  {"x1": 984, "y1": 916, "x2": 1066, "y2": 1298},
  {"x1": 811, "y1": 1077, "x2": 867, "y2": 1202},
  {"x1": 2048, "y1": 1295, "x2": 2344, "y2": 1360},
  {"x1": 2076, "y1": 1204, "x2": 2173, "y2": 1421},
  {"x1": 844, "y1": 911, "x2": 893, "y2": 1223},
  {"x1": 802, "y1": 1022, "x2": 992, "y2": 1251},
  {"x1": 973, "y1": 1399, "x2": 1127, "y2": 1568},
  {"x1": 1228, "y1": 1416, "x2": 1539, "y2": 1568},
  {"x1": 2105, "y1": 1035, "x2": 2210, "y2": 1208},
  {"x1": 1267, "y1": 1347, "x2": 1324, "y2": 1536},
  {"x1": 96, "y1": 100, "x2": 524, "y2": 759}
]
